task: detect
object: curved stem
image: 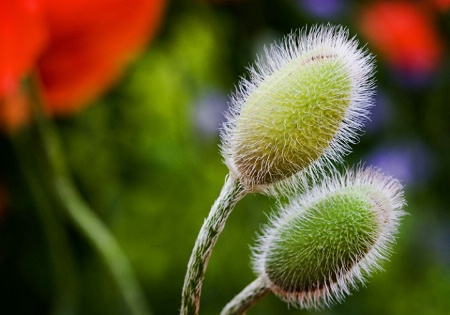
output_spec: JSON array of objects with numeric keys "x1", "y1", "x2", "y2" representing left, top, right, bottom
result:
[
  {"x1": 54, "y1": 176, "x2": 150, "y2": 315},
  {"x1": 221, "y1": 277, "x2": 270, "y2": 315},
  {"x1": 26, "y1": 78, "x2": 151, "y2": 315},
  {"x1": 180, "y1": 175, "x2": 245, "y2": 315},
  {"x1": 13, "y1": 132, "x2": 78, "y2": 315}
]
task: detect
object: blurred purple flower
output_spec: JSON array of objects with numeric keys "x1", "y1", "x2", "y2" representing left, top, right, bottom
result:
[
  {"x1": 192, "y1": 89, "x2": 228, "y2": 138},
  {"x1": 296, "y1": 0, "x2": 346, "y2": 19},
  {"x1": 391, "y1": 67, "x2": 437, "y2": 88},
  {"x1": 365, "y1": 91, "x2": 392, "y2": 134},
  {"x1": 365, "y1": 141, "x2": 434, "y2": 187}
]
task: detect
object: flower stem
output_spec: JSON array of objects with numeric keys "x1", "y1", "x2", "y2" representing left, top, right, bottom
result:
[
  {"x1": 26, "y1": 78, "x2": 152, "y2": 315},
  {"x1": 221, "y1": 277, "x2": 270, "y2": 315},
  {"x1": 180, "y1": 175, "x2": 245, "y2": 315},
  {"x1": 12, "y1": 131, "x2": 78, "y2": 315}
]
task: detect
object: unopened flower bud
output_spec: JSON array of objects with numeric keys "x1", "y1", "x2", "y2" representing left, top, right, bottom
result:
[
  {"x1": 253, "y1": 167, "x2": 405, "y2": 309},
  {"x1": 221, "y1": 26, "x2": 374, "y2": 191}
]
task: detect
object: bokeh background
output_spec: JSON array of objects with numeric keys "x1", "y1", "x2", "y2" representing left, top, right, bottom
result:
[{"x1": 1, "y1": 0, "x2": 450, "y2": 314}]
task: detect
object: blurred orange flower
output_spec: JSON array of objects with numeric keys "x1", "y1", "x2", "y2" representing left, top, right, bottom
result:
[
  {"x1": 0, "y1": 0, "x2": 165, "y2": 131},
  {"x1": 358, "y1": 1, "x2": 444, "y2": 81}
]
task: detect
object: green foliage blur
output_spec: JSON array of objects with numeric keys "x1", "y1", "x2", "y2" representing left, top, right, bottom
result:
[{"x1": 1, "y1": 1, "x2": 450, "y2": 314}]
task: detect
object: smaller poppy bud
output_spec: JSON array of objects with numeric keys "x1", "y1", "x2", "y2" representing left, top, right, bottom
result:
[
  {"x1": 221, "y1": 25, "x2": 374, "y2": 192},
  {"x1": 252, "y1": 167, "x2": 405, "y2": 309}
]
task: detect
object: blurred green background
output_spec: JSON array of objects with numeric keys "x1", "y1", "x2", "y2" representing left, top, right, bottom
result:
[{"x1": 1, "y1": 1, "x2": 450, "y2": 314}]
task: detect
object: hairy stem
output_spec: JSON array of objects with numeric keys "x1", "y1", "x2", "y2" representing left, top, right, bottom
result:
[
  {"x1": 221, "y1": 277, "x2": 270, "y2": 315},
  {"x1": 27, "y1": 78, "x2": 151, "y2": 315},
  {"x1": 180, "y1": 175, "x2": 245, "y2": 315}
]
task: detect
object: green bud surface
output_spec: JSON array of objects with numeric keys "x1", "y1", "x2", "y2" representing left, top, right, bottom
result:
[
  {"x1": 265, "y1": 187, "x2": 378, "y2": 293},
  {"x1": 234, "y1": 53, "x2": 351, "y2": 185}
]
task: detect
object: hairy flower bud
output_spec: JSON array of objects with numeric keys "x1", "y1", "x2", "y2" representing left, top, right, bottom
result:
[
  {"x1": 252, "y1": 167, "x2": 405, "y2": 309},
  {"x1": 221, "y1": 25, "x2": 375, "y2": 191}
]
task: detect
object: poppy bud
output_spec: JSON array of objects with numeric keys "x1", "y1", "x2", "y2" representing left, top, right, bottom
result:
[
  {"x1": 221, "y1": 26, "x2": 375, "y2": 192},
  {"x1": 253, "y1": 167, "x2": 405, "y2": 309}
]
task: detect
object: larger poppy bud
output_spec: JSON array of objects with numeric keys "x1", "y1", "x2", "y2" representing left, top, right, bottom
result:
[{"x1": 221, "y1": 25, "x2": 375, "y2": 192}]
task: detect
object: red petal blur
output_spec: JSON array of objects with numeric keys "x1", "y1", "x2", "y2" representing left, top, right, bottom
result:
[
  {"x1": 358, "y1": 1, "x2": 444, "y2": 78},
  {"x1": 0, "y1": 0, "x2": 47, "y2": 96},
  {"x1": 431, "y1": 0, "x2": 450, "y2": 12},
  {"x1": 37, "y1": 0, "x2": 165, "y2": 115},
  {"x1": 1, "y1": 0, "x2": 165, "y2": 131},
  {"x1": 0, "y1": 0, "x2": 46, "y2": 131}
]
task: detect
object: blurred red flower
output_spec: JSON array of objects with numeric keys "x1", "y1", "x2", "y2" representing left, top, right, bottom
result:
[
  {"x1": 431, "y1": 0, "x2": 450, "y2": 11},
  {"x1": 358, "y1": 1, "x2": 444, "y2": 82},
  {"x1": 0, "y1": 0, "x2": 165, "y2": 131}
]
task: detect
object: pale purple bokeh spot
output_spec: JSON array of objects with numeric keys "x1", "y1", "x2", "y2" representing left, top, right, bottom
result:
[
  {"x1": 391, "y1": 67, "x2": 437, "y2": 88},
  {"x1": 366, "y1": 141, "x2": 434, "y2": 187},
  {"x1": 297, "y1": 0, "x2": 346, "y2": 18},
  {"x1": 365, "y1": 91, "x2": 392, "y2": 134},
  {"x1": 193, "y1": 90, "x2": 228, "y2": 138}
]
